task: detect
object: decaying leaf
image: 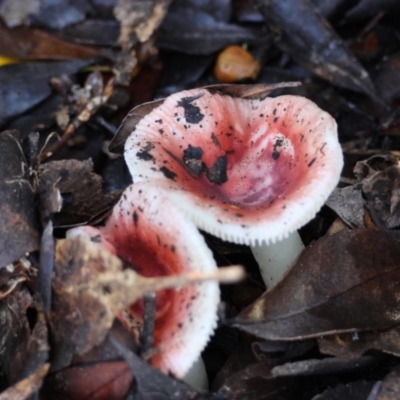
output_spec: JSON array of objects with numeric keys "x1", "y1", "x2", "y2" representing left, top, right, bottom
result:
[
  {"x1": 42, "y1": 361, "x2": 133, "y2": 400},
  {"x1": 314, "y1": 381, "x2": 376, "y2": 400},
  {"x1": 374, "y1": 364, "x2": 400, "y2": 399},
  {"x1": 0, "y1": 130, "x2": 40, "y2": 268},
  {"x1": 326, "y1": 184, "x2": 365, "y2": 228},
  {"x1": 0, "y1": 285, "x2": 49, "y2": 391},
  {"x1": 271, "y1": 356, "x2": 375, "y2": 378},
  {"x1": 110, "y1": 336, "x2": 215, "y2": 400},
  {"x1": 0, "y1": 363, "x2": 49, "y2": 400},
  {"x1": 157, "y1": 2, "x2": 260, "y2": 55},
  {"x1": 0, "y1": 59, "x2": 91, "y2": 127},
  {"x1": 0, "y1": 0, "x2": 89, "y2": 30},
  {"x1": 0, "y1": 19, "x2": 100, "y2": 60},
  {"x1": 252, "y1": 0, "x2": 378, "y2": 100},
  {"x1": 233, "y1": 228, "x2": 400, "y2": 340},
  {"x1": 345, "y1": 0, "x2": 400, "y2": 22},
  {"x1": 319, "y1": 327, "x2": 400, "y2": 359},
  {"x1": 354, "y1": 155, "x2": 400, "y2": 228},
  {"x1": 38, "y1": 159, "x2": 122, "y2": 226}
]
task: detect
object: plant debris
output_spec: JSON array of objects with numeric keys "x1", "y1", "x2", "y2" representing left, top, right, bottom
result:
[{"x1": 4, "y1": 0, "x2": 400, "y2": 398}]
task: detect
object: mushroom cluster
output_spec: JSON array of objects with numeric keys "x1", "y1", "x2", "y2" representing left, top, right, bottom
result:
[{"x1": 70, "y1": 84, "x2": 343, "y2": 384}]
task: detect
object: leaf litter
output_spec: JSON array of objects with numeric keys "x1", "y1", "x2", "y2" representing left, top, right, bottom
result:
[{"x1": 4, "y1": 0, "x2": 400, "y2": 399}]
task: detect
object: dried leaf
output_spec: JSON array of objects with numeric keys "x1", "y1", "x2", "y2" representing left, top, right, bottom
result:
[
  {"x1": 0, "y1": 130, "x2": 40, "y2": 268},
  {"x1": 326, "y1": 185, "x2": 365, "y2": 228},
  {"x1": 375, "y1": 364, "x2": 400, "y2": 400},
  {"x1": 38, "y1": 159, "x2": 122, "y2": 227},
  {"x1": 345, "y1": 0, "x2": 400, "y2": 22},
  {"x1": 319, "y1": 327, "x2": 400, "y2": 359},
  {"x1": 157, "y1": 5, "x2": 260, "y2": 55},
  {"x1": 0, "y1": 363, "x2": 49, "y2": 400},
  {"x1": 109, "y1": 99, "x2": 164, "y2": 153},
  {"x1": 109, "y1": 336, "x2": 215, "y2": 399},
  {"x1": 42, "y1": 361, "x2": 132, "y2": 400},
  {"x1": 0, "y1": 0, "x2": 90, "y2": 30},
  {"x1": 354, "y1": 155, "x2": 400, "y2": 229},
  {"x1": 315, "y1": 381, "x2": 376, "y2": 400},
  {"x1": 252, "y1": 0, "x2": 379, "y2": 100},
  {"x1": 271, "y1": 356, "x2": 375, "y2": 377},
  {"x1": 60, "y1": 19, "x2": 120, "y2": 46},
  {"x1": 0, "y1": 60, "x2": 91, "y2": 127},
  {"x1": 0, "y1": 287, "x2": 48, "y2": 398},
  {"x1": 0, "y1": 20, "x2": 100, "y2": 60},
  {"x1": 233, "y1": 228, "x2": 400, "y2": 340}
]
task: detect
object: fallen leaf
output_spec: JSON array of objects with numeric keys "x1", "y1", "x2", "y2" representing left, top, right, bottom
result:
[
  {"x1": 0, "y1": 287, "x2": 49, "y2": 389},
  {"x1": 319, "y1": 327, "x2": 400, "y2": 359},
  {"x1": 0, "y1": 363, "x2": 49, "y2": 400},
  {"x1": 326, "y1": 185, "x2": 365, "y2": 228},
  {"x1": 0, "y1": 130, "x2": 40, "y2": 268},
  {"x1": 271, "y1": 356, "x2": 375, "y2": 377},
  {"x1": 109, "y1": 335, "x2": 216, "y2": 399},
  {"x1": 157, "y1": 5, "x2": 261, "y2": 55},
  {"x1": 0, "y1": 59, "x2": 91, "y2": 127},
  {"x1": 38, "y1": 159, "x2": 122, "y2": 227},
  {"x1": 233, "y1": 228, "x2": 400, "y2": 340},
  {"x1": 0, "y1": 19, "x2": 100, "y2": 60},
  {"x1": 0, "y1": 0, "x2": 89, "y2": 30},
  {"x1": 314, "y1": 381, "x2": 376, "y2": 400},
  {"x1": 374, "y1": 364, "x2": 400, "y2": 399},
  {"x1": 42, "y1": 361, "x2": 132, "y2": 400},
  {"x1": 345, "y1": 0, "x2": 400, "y2": 22},
  {"x1": 252, "y1": 0, "x2": 379, "y2": 100},
  {"x1": 354, "y1": 155, "x2": 400, "y2": 228}
]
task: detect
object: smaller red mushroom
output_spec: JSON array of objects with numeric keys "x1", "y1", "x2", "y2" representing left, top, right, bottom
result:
[{"x1": 68, "y1": 182, "x2": 219, "y2": 379}]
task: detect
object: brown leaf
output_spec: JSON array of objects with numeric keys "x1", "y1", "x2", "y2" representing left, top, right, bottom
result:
[
  {"x1": 233, "y1": 228, "x2": 400, "y2": 340},
  {"x1": 38, "y1": 159, "x2": 122, "y2": 226},
  {"x1": 0, "y1": 363, "x2": 49, "y2": 400},
  {"x1": 42, "y1": 361, "x2": 132, "y2": 400},
  {"x1": 271, "y1": 356, "x2": 375, "y2": 378},
  {"x1": 109, "y1": 98, "x2": 164, "y2": 153},
  {"x1": 319, "y1": 327, "x2": 400, "y2": 359},
  {"x1": 252, "y1": 0, "x2": 379, "y2": 101},
  {"x1": 0, "y1": 274, "x2": 49, "y2": 387},
  {"x1": 354, "y1": 155, "x2": 400, "y2": 229},
  {"x1": 314, "y1": 381, "x2": 376, "y2": 400},
  {"x1": 326, "y1": 185, "x2": 365, "y2": 228},
  {"x1": 0, "y1": 130, "x2": 40, "y2": 268},
  {"x1": 0, "y1": 19, "x2": 100, "y2": 60},
  {"x1": 375, "y1": 364, "x2": 400, "y2": 399}
]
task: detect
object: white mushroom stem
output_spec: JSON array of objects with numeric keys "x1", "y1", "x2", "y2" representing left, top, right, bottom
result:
[
  {"x1": 251, "y1": 231, "x2": 305, "y2": 289},
  {"x1": 182, "y1": 357, "x2": 208, "y2": 391}
]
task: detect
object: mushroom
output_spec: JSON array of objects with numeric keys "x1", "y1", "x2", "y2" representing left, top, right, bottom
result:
[
  {"x1": 67, "y1": 182, "x2": 219, "y2": 380},
  {"x1": 123, "y1": 86, "x2": 343, "y2": 286}
]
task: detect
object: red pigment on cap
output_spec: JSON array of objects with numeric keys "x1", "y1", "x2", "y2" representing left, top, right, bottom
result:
[
  {"x1": 125, "y1": 89, "x2": 343, "y2": 244},
  {"x1": 67, "y1": 183, "x2": 219, "y2": 378}
]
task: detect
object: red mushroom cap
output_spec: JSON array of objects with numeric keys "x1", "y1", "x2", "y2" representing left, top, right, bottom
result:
[
  {"x1": 124, "y1": 88, "x2": 343, "y2": 245},
  {"x1": 67, "y1": 183, "x2": 219, "y2": 378}
]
